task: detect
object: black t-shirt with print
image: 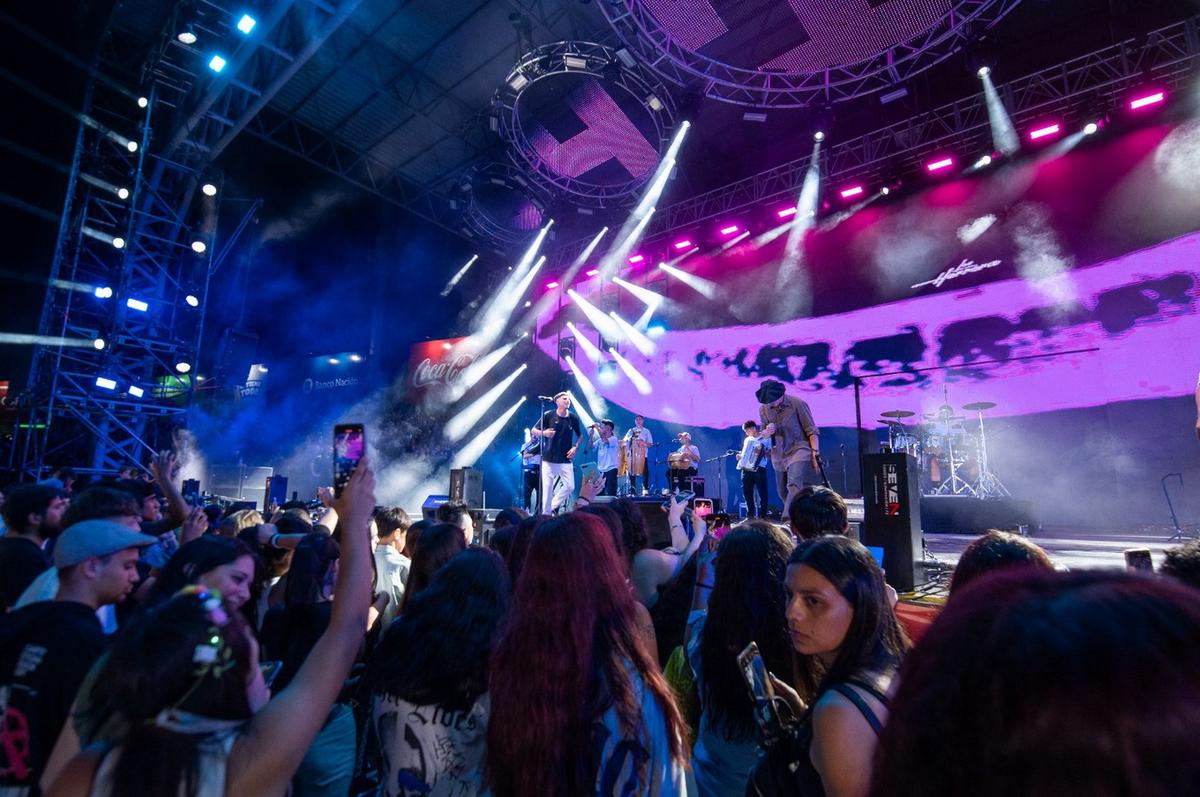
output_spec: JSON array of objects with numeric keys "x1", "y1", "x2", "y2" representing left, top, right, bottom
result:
[
  {"x1": 0, "y1": 537, "x2": 51, "y2": 613},
  {"x1": 537, "y1": 411, "x2": 583, "y2": 464},
  {"x1": 0, "y1": 601, "x2": 108, "y2": 793}
]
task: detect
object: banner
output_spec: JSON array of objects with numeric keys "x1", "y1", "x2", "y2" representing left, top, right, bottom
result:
[{"x1": 408, "y1": 338, "x2": 474, "y2": 401}]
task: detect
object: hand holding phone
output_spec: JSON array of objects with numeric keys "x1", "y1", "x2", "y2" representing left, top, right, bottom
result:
[
  {"x1": 1124, "y1": 548, "x2": 1153, "y2": 572},
  {"x1": 333, "y1": 424, "x2": 365, "y2": 497},
  {"x1": 737, "y1": 642, "x2": 785, "y2": 743}
]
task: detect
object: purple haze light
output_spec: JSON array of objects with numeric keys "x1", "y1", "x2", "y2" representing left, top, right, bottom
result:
[
  {"x1": 777, "y1": 207, "x2": 798, "y2": 219},
  {"x1": 719, "y1": 224, "x2": 740, "y2": 236},
  {"x1": 1028, "y1": 123, "x2": 1061, "y2": 141},
  {"x1": 839, "y1": 185, "x2": 864, "y2": 200},
  {"x1": 672, "y1": 239, "x2": 693, "y2": 250},
  {"x1": 545, "y1": 281, "x2": 560, "y2": 289},
  {"x1": 628, "y1": 254, "x2": 645, "y2": 264},
  {"x1": 585, "y1": 268, "x2": 599, "y2": 277},
  {"x1": 1129, "y1": 91, "x2": 1165, "y2": 111},
  {"x1": 926, "y1": 156, "x2": 955, "y2": 173}
]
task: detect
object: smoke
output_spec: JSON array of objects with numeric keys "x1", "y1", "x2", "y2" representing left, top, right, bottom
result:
[
  {"x1": 173, "y1": 427, "x2": 207, "y2": 485},
  {"x1": 259, "y1": 188, "x2": 351, "y2": 244},
  {"x1": 1009, "y1": 203, "x2": 1076, "y2": 306}
]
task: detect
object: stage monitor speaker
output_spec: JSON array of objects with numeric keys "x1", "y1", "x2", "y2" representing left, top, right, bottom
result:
[
  {"x1": 264, "y1": 475, "x2": 289, "y2": 508},
  {"x1": 861, "y1": 452, "x2": 922, "y2": 592},
  {"x1": 422, "y1": 494, "x2": 449, "y2": 521},
  {"x1": 449, "y1": 468, "x2": 483, "y2": 508}
]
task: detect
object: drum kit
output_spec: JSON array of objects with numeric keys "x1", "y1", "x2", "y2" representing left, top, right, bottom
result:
[{"x1": 878, "y1": 393, "x2": 1010, "y2": 498}]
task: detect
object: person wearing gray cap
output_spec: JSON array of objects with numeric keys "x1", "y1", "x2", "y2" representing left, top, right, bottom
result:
[
  {"x1": 757, "y1": 379, "x2": 822, "y2": 519},
  {"x1": 0, "y1": 520, "x2": 155, "y2": 795}
]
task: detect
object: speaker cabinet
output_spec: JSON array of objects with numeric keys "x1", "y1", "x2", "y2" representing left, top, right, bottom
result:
[
  {"x1": 449, "y1": 468, "x2": 483, "y2": 508},
  {"x1": 861, "y1": 452, "x2": 922, "y2": 592}
]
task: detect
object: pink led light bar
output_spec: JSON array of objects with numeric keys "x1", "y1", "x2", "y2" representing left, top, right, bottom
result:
[
  {"x1": 926, "y1": 156, "x2": 954, "y2": 172},
  {"x1": 839, "y1": 185, "x2": 864, "y2": 199},
  {"x1": 628, "y1": 254, "x2": 645, "y2": 264},
  {"x1": 1028, "y1": 123, "x2": 1061, "y2": 141},
  {"x1": 672, "y1": 239, "x2": 693, "y2": 250},
  {"x1": 1129, "y1": 91, "x2": 1165, "y2": 111},
  {"x1": 545, "y1": 281, "x2": 560, "y2": 289},
  {"x1": 585, "y1": 268, "x2": 599, "y2": 277},
  {"x1": 719, "y1": 224, "x2": 740, "y2": 236},
  {"x1": 777, "y1": 207, "x2": 798, "y2": 219}
]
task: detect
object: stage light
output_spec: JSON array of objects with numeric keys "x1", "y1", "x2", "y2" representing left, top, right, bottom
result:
[
  {"x1": 566, "y1": 289, "x2": 622, "y2": 340},
  {"x1": 208, "y1": 55, "x2": 227, "y2": 73},
  {"x1": 1129, "y1": 91, "x2": 1165, "y2": 111},
  {"x1": 177, "y1": 27, "x2": 197, "y2": 45},
  {"x1": 94, "y1": 286, "x2": 113, "y2": 299},
  {"x1": 658, "y1": 262, "x2": 717, "y2": 299},
  {"x1": 191, "y1": 240, "x2": 207, "y2": 254},
  {"x1": 137, "y1": 96, "x2": 148, "y2": 108},
  {"x1": 926, "y1": 156, "x2": 955, "y2": 173},
  {"x1": 977, "y1": 66, "x2": 990, "y2": 78},
  {"x1": 545, "y1": 281, "x2": 559, "y2": 289},
  {"x1": 1028, "y1": 123, "x2": 1061, "y2": 141},
  {"x1": 349, "y1": 354, "x2": 362, "y2": 362},
  {"x1": 442, "y1": 342, "x2": 453, "y2": 350},
  {"x1": 95, "y1": 377, "x2": 117, "y2": 390},
  {"x1": 128, "y1": 385, "x2": 144, "y2": 398},
  {"x1": 564, "y1": 356, "x2": 608, "y2": 418},
  {"x1": 596, "y1": 361, "x2": 618, "y2": 386},
  {"x1": 175, "y1": 362, "x2": 192, "y2": 374},
  {"x1": 93, "y1": 338, "x2": 105, "y2": 350},
  {"x1": 566, "y1": 322, "x2": 605, "y2": 363},
  {"x1": 813, "y1": 131, "x2": 825, "y2": 142},
  {"x1": 585, "y1": 268, "x2": 599, "y2": 277},
  {"x1": 979, "y1": 68, "x2": 1019, "y2": 156},
  {"x1": 719, "y1": 224, "x2": 740, "y2": 236},
  {"x1": 236, "y1": 13, "x2": 257, "y2": 33},
  {"x1": 611, "y1": 276, "x2": 663, "y2": 308},
  {"x1": 126, "y1": 140, "x2": 138, "y2": 152},
  {"x1": 646, "y1": 323, "x2": 667, "y2": 338},
  {"x1": 117, "y1": 187, "x2": 130, "y2": 200},
  {"x1": 839, "y1": 185, "x2": 864, "y2": 200},
  {"x1": 126, "y1": 298, "x2": 148, "y2": 312},
  {"x1": 777, "y1": 206, "x2": 798, "y2": 219},
  {"x1": 439, "y1": 254, "x2": 479, "y2": 297},
  {"x1": 609, "y1": 312, "x2": 655, "y2": 356},
  {"x1": 563, "y1": 54, "x2": 588, "y2": 70},
  {"x1": 444, "y1": 363, "x2": 528, "y2": 442},
  {"x1": 185, "y1": 294, "x2": 199, "y2": 307},
  {"x1": 672, "y1": 239, "x2": 693, "y2": 251},
  {"x1": 524, "y1": 300, "x2": 532, "y2": 307},
  {"x1": 647, "y1": 95, "x2": 664, "y2": 111},
  {"x1": 881, "y1": 186, "x2": 890, "y2": 196},
  {"x1": 507, "y1": 73, "x2": 529, "y2": 92},
  {"x1": 112, "y1": 237, "x2": 125, "y2": 249},
  {"x1": 1083, "y1": 121, "x2": 1099, "y2": 135},
  {"x1": 450, "y1": 334, "x2": 527, "y2": 401},
  {"x1": 201, "y1": 183, "x2": 218, "y2": 196},
  {"x1": 608, "y1": 348, "x2": 652, "y2": 395},
  {"x1": 628, "y1": 254, "x2": 645, "y2": 264},
  {"x1": 328, "y1": 357, "x2": 340, "y2": 364},
  {"x1": 452, "y1": 396, "x2": 528, "y2": 468},
  {"x1": 973, "y1": 154, "x2": 993, "y2": 169}
]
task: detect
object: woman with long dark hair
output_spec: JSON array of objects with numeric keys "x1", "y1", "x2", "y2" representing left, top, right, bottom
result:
[
  {"x1": 367, "y1": 548, "x2": 509, "y2": 796},
  {"x1": 687, "y1": 521, "x2": 794, "y2": 796},
  {"x1": 395, "y1": 522, "x2": 465, "y2": 614},
  {"x1": 146, "y1": 536, "x2": 257, "y2": 611},
  {"x1": 487, "y1": 512, "x2": 688, "y2": 795},
  {"x1": 761, "y1": 535, "x2": 909, "y2": 797},
  {"x1": 46, "y1": 460, "x2": 377, "y2": 797},
  {"x1": 869, "y1": 569, "x2": 1200, "y2": 797}
]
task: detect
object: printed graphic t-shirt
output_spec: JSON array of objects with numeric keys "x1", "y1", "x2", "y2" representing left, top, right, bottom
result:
[{"x1": 372, "y1": 692, "x2": 489, "y2": 797}]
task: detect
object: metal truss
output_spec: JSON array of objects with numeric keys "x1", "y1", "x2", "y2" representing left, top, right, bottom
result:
[
  {"x1": 599, "y1": 0, "x2": 1023, "y2": 109},
  {"x1": 638, "y1": 15, "x2": 1200, "y2": 242}
]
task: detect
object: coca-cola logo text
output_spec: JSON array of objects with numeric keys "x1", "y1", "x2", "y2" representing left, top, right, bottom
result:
[{"x1": 412, "y1": 355, "x2": 474, "y2": 388}]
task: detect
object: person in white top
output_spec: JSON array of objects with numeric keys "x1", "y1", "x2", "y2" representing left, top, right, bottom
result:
[
  {"x1": 669, "y1": 432, "x2": 701, "y2": 493},
  {"x1": 372, "y1": 507, "x2": 411, "y2": 628},
  {"x1": 589, "y1": 419, "x2": 620, "y2": 496},
  {"x1": 622, "y1": 415, "x2": 654, "y2": 496},
  {"x1": 736, "y1": 420, "x2": 772, "y2": 518}
]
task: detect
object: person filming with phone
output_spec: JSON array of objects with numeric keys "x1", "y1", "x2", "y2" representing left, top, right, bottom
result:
[{"x1": 530, "y1": 393, "x2": 583, "y2": 515}]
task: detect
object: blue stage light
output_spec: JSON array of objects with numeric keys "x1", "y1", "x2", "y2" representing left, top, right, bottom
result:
[
  {"x1": 95, "y1": 377, "x2": 117, "y2": 390},
  {"x1": 126, "y1": 298, "x2": 149, "y2": 312},
  {"x1": 128, "y1": 385, "x2": 144, "y2": 398},
  {"x1": 236, "y1": 14, "x2": 256, "y2": 34},
  {"x1": 208, "y1": 55, "x2": 227, "y2": 73}
]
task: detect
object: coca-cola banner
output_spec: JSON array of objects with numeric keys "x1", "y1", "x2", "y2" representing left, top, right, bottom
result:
[{"x1": 408, "y1": 338, "x2": 475, "y2": 401}]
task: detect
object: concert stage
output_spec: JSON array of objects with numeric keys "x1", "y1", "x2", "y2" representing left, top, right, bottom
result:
[
  {"x1": 923, "y1": 529, "x2": 1182, "y2": 574},
  {"x1": 920, "y1": 495, "x2": 1040, "y2": 535}
]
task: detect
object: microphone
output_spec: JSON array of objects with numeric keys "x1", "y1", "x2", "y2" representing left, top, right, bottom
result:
[{"x1": 537, "y1": 395, "x2": 555, "y2": 401}]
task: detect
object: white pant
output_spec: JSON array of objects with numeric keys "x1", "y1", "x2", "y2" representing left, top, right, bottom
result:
[{"x1": 541, "y1": 462, "x2": 575, "y2": 515}]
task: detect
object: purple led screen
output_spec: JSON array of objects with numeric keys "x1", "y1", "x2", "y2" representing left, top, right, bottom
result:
[
  {"x1": 521, "y1": 75, "x2": 660, "y2": 185},
  {"x1": 638, "y1": 0, "x2": 948, "y2": 72}
]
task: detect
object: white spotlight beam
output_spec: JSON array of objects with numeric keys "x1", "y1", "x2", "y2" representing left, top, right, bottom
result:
[
  {"x1": 566, "y1": 289, "x2": 622, "y2": 340},
  {"x1": 0, "y1": 333, "x2": 99, "y2": 348},
  {"x1": 513, "y1": 226, "x2": 610, "y2": 334},
  {"x1": 440, "y1": 254, "x2": 479, "y2": 297},
  {"x1": 598, "y1": 208, "x2": 657, "y2": 278},
  {"x1": 717, "y1": 230, "x2": 751, "y2": 252},
  {"x1": 608, "y1": 312, "x2": 656, "y2": 356},
  {"x1": 444, "y1": 363, "x2": 528, "y2": 442},
  {"x1": 612, "y1": 276, "x2": 665, "y2": 307},
  {"x1": 448, "y1": 333, "x2": 527, "y2": 401},
  {"x1": 570, "y1": 226, "x2": 610, "y2": 269},
  {"x1": 980, "y1": 73, "x2": 1019, "y2": 156},
  {"x1": 566, "y1": 322, "x2": 604, "y2": 363},
  {"x1": 563, "y1": 390, "x2": 597, "y2": 431},
  {"x1": 775, "y1": 146, "x2": 821, "y2": 318},
  {"x1": 564, "y1": 356, "x2": 608, "y2": 418},
  {"x1": 452, "y1": 396, "x2": 527, "y2": 468},
  {"x1": 658, "y1": 262, "x2": 717, "y2": 299},
  {"x1": 608, "y1": 348, "x2": 653, "y2": 395}
]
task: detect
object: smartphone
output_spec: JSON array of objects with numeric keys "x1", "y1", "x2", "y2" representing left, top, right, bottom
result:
[
  {"x1": 333, "y1": 423, "x2": 365, "y2": 497},
  {"x1": 260, "y1": 660, "x2": 284, "y2": 688},
  {"x1": 737, "y1": 642, "x2": 782, "y2": 741},
  {"x1": 579, "y1": 462, "x2": 598, "y2": 484},
  {"x1": 1124, "y1": 548, "x2": 1153, "y2": 573},
  {"x1": 661, "y1": 490, "x2": 695, "y2": 510}
]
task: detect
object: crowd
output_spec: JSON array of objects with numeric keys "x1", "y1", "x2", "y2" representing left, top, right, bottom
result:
[{"x1": 2, "y1": 454, "x2": 1200, "y2": 797}]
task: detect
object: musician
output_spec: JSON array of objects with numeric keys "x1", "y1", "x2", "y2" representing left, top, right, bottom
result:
[
  {"x1": 669, "y1": 432, "x2": 700, "y2": 493},
  {"x1": 589, "y1": 419, "x2": 620, "y2": 496},
  {"x1": 756, "y1": 379, "x2": 820, "y2": 518},
  {"x1": 531, "y1": 392, "x2": 582, "y2": 514},
  {"x1": 736, "y1": 420, "x2": 771, "y2": 518},
  {"x1": 520, "y1": 429, "x2": 541, "y2": 513},
  {"x1": 621, "y1": 415, "x2": 654, "y2": 495}
]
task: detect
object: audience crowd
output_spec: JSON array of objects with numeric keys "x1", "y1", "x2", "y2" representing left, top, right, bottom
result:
[{"x1": 2, "y1": 456, "x2": 1199, "y2": 797}]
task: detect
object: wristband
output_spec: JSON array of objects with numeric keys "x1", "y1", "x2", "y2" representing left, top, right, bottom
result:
[
  {"x1": 576, "y1": 497, "x2": 591, "y2": 506},
  {"x1": 269, "y1": 532, "x2": 281, "y2": 548}
]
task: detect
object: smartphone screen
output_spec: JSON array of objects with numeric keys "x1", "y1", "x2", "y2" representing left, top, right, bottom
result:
[
  {"x1": 333, "y1": 423, "x2": 365, "y2": 496},
  {"x1": 260, "y1": 660, "x2": 284, "y2": 688},
  {"x1": 737, "y1": 642, "x2": 780, "y2": 738},
  {"x1": 1124, "y1": 548, "x2": 1153, "y2": 573}
]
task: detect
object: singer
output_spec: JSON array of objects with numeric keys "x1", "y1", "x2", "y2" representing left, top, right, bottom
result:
[
  {"x1": 589, "y1": 419, "x2": 620, "y2": 496},
  {"x1": 531, "y1": 392, "x2": 582, "y2": 514},
  {"x1": 756, "y1": 379, "x2": 820, "y2": 518}
]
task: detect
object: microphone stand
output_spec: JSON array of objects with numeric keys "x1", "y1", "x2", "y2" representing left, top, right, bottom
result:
[
  {"x1": 840, "y1": 443, "x2": 848, "y2": 496},
  {"x1": 708, "y1": 450, "x2": 739, "y2": 513}
]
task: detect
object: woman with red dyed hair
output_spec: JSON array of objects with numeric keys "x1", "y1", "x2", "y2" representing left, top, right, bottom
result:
[{"x1": 487, "y1": 512, "x2": 688, "y2": 795}]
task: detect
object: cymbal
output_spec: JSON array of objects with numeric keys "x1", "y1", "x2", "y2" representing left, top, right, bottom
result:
[
  {"x1": 877, "y1": 418, "x2": 903, "y2": 425},
  {"x1": 880, "y1": 410, "x2": 915, "y2": 418},
  {"x1": 963, "y1": 401, "x2": 997, "y2": 411}
]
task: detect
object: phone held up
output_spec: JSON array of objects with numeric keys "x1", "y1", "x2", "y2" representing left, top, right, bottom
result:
[
  {"x1": 737, "y1": 641, "x2": 785, "y2": 744},
  {"x1": 1124, "y1": 548, "x2": 1153, "y2": 573},
  {"x1": 333, "y1": 423, "x2": 365, "y2": 497}
]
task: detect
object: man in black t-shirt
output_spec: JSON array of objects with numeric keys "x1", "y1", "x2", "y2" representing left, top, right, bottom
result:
[
  {"x1": 0, "y1": 485, "x2": 67, "y2": 613},
  {"x1": 0, "y1": 519, "x2": 154, "y2": 795},
  {"x1": 531, "y1": 392, "x2": 583, "y2": 514}
]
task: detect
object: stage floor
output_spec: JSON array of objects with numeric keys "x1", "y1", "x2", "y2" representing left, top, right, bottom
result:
[{"x1": 923, "y1": 527, "x2": 1184, "y2": 573}]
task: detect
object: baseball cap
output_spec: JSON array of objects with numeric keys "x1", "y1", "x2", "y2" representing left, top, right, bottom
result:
[{"x1": 54, "y1": 519, "x2": 158, "y2": 567}]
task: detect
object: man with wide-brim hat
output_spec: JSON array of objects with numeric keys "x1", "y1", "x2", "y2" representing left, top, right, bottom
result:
[{"x1": 756, "y1": 379, "x2": 821, "y2": 518}]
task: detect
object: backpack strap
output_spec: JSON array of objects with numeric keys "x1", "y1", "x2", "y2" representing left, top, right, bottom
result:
[{"x1": 826, "y1": 682, "x2": 887, "y2": 735}]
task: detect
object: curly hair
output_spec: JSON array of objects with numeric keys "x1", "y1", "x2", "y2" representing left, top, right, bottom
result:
[{"x1": 1161, "y1": 539, "x2": 1200, "y2": 591}]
